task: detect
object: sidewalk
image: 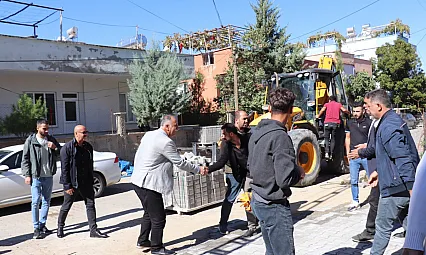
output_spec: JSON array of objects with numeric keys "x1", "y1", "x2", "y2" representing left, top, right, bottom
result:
[{"x1": 178, "y1": 193, "x2": 405, "y2": 255}]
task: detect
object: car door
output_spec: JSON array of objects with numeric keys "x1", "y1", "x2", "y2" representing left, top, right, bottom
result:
[
  {"x1": 52, "y1": 154, "x2": 63, "y2": 194},
  {"x1": 0, "y1": 151, "x2": 30, "y2": 204}
]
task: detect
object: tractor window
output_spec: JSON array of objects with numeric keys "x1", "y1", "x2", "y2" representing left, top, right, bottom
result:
[
  {"x1": 279, "y1": 77, "x2": 316, "y2": 121},
  {"x1": 334, "y1": 73, "x2": 348, "y2": 107}
]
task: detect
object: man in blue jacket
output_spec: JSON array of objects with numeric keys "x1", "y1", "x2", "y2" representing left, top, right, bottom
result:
[
  {"x1": 248, "y1": 88, "x2": 305, "y2": 255},
  {"x1": 364, "y1": 89, "x2": 419, "y2": 255}
]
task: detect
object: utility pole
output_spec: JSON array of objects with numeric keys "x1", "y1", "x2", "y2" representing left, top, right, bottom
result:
[
  {"x1": 59, "y1": 10, "x2": 63, "y2": 41},
  {"x1": 228, "y1": 25, "x2": 239, "y2": 111}
]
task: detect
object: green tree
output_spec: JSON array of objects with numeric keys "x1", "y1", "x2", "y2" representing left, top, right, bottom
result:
[
  {"x1": 0, "y1": 94, "x2": 47, "y2": 138},
  {"x1": 215, "y1": 0, "x2": 305, "y2": 122},
  {"x1": 127, "y1": 46, "x2": 191, "y2": 127},
  {"x1": 375, "y1": 39, "x2": 426, "y2": 110},
  {"x1": 346, "y1": 71, "x2": 376, "y2": 103}
]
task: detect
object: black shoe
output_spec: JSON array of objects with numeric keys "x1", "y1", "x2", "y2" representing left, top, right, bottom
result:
[
  {"x1": 393, "y1": 231, "x2": 406, "y2": 238},
  {"x1": 218, "y1": 225, "x2": 228, "y2": 235},
  {"x1": 90, "y1": 229, "x2": 108, "y2": 238},
  {"x1": 243, "y1": 228, "x2": 257, "y2": 237},
  {"x1": 40, "y1": 226, "x2": 52, "y2": 235},
  {"x1": 136, "y1": 240, "x2": 151, "y2": 249},
  {"x1": 352, "y1": 230, "x2": 374, "y2": 242},
  {"x1": 33, "y1": 229, "x2": 43, "y2": 239},
  {"x1": 57, "y1": 227, "x2": 65, "y2": 238},
  {"x1": 151, "y1": 248, "x2": 176, "y2": 255}
]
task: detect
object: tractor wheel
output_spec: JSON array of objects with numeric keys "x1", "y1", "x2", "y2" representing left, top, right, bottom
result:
[{"x1": 288, "y1": 129, "x2": 321, "y2": 186}]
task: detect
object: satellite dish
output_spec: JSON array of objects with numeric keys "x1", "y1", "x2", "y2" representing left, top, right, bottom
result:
[{"x1": 67, "y1": 27, "x2": 78, "y2": 40}]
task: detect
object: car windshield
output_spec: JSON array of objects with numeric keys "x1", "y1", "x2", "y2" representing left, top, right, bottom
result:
[{"x1": 0, "y1": 150, "x2": 12, "y2": 161}]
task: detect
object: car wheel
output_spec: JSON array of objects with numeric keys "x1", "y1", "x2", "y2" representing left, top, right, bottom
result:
[{"x1": 93, "y1": 172, "x2": 106, "y2": 198}]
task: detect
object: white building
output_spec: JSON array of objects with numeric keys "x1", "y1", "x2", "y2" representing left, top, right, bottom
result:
[
  {"x1": 0, "y1": 34, "x2": 194, "y2": 135},
  {"x1": 306, "y1": 24, "x2": 414, "y2": 61}
]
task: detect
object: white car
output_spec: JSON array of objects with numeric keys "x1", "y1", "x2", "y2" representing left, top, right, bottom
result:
[{"x1": 0, "y1": 143, "x2": 121, "y2": 208}]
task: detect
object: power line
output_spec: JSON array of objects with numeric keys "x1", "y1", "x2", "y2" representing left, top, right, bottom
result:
[
  {"x1": 289, "y1": 0, "x2": 381, "y2": 42},
  {"x1": 212, "y1": 0, "x2": 223, "y2": 27},
  {"x1": 63, "y1": 16, "x2": 172, "y2": 35},
  {"x1": 39, "y1": 17, "x2": 59, "y2": 26},
  {"x1": 125, "y1": 0, "x2": 189, "y2": 33}
]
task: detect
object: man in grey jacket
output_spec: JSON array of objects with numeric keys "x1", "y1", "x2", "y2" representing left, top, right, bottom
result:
[
  {"x1": 248, "y1": 88, "x2": 305, "y2": 255},
  {"x1": 132, "y1": 115, "x2": 203, "y2": 255},
  {"x1": 22, "y1": 119, "x2": 60, "y2": 239}
]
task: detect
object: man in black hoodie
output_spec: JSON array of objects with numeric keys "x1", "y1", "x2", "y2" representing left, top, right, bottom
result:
[{"x1": 248, "y1": 88, "x2": 304, "y2": 255}]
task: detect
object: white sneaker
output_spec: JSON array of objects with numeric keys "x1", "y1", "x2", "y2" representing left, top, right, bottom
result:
[
  {"x1": 347, "y1": 201, "x2": 360, "y2": 211},
  {"x1": 325, "y1": 153, "x2": 330, "y2": 159}
]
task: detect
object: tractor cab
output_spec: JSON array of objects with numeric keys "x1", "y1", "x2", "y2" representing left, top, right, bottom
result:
[{"x1": 249, "y1": 66, "x2": 349, "y2": 186}]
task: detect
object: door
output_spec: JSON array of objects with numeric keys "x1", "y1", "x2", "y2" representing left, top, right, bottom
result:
[
  {"x1": 0, "y1": 151, "x2": 30, "y2": 204},
  {"x1": 63, "y1": 93, "x2": 79, "y2": 134}
]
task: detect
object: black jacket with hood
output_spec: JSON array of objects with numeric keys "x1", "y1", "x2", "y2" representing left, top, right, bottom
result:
[{"x1": 248, "y1": 119, "x2": 301, "y2": 203}]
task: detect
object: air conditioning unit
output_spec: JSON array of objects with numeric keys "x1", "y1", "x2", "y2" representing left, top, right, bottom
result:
[
  {"x1": 67, "y1": 27, "x2": 78, "y2": 40},
  {"x1": 346, "y1": 27, "x2": 356, "y2": 38}
]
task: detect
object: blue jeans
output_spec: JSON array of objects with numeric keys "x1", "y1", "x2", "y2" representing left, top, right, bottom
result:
[
  {"x1": 219, "y1": 174, "x2": 243, "y2": 228},
  {"x1": 31, "y1": 177, "x2": 53, "y2": 230},
  {"x1": 349, "y1": 158, "x2": 368, "y2": 203},
  {"x1": 252, "y1": 197, "x2": 295, "y2": 255},
  {"x1": 370, "y1": 195, "x2": 409, "y2": 255}
]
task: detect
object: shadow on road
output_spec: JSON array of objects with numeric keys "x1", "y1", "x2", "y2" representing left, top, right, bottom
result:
[
  {"x1": 0, "y1": 250, "x2": 12, "y2": 254},
  {"x1": 0, "y1": 182, "x2": 133, "y2": 217},
  {"x1": 322, "y1": 241, "x2": 372, "y2": 254}
]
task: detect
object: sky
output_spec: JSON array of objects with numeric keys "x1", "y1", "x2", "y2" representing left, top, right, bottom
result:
[{"x1": 0, "y1": 0, "x2": 425, "y2": 64}]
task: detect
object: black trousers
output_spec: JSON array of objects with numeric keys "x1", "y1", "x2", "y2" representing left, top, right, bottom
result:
[
  {"x1": 58, "y1": 186, "x2": 97, "y2": 232},
  {"x1": 365, "y1": 185, "x2": 380, "y2": 234},
  {"x1": 324, "y1": 122, "x2": 338, "y2": 154},
  {"x1": 133, "y1": 185, "x2": 166, "y2": 250}
]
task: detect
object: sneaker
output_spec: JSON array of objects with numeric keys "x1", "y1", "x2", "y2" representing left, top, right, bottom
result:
[
  {"x1": 40, "y1": 226, "x2": 52, "y2": 235},
  {"x1": 352, "y1": 230, "x2": 374, "y2": 242},
  {"x1": 325, "y1": 153, "x2": 330, "y2": 159},
  {"x1": 347, "y1": 201, "x2": 360, "y2": 211},
  {"x1": 243, "y1": 228, "x2": 258, "y2": 237},
  {"x1": 33, "y1": 229, "x2": 43, "y2": 239},
  {"x1": 393, "y1": 231, "x2": 406, "y2": 238},
  {"x1": 218, "y1": 225, "x2": 228, "y2": 235}
]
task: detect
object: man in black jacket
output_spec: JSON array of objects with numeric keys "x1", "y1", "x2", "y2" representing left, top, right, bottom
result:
[
  {"x1": 206, "y1": 123, "x2": 248, "y2": 234},
  {"x1": 248, "y1": 88, "x2": 304, "y2": 255},
  {"x1": 57, "y1": 125, "x2": 108, "y2": 239},
  {"x1": 234, "y1": 110, "x2": 259, "y2": 237},
  {"x1": 349, "y1": 115, "x2": 379, "y2": 242}
]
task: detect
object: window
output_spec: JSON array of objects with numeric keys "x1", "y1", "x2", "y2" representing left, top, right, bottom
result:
[
  {"x1": 119, "y1": 93, "x2": 135, "y2": 122},
  {"x1": 62, "y1": 93, "x2": 78, "y2": 122},
  {"x1": 65, "y1": 101, "x2": 77, "y2": 121},
  {"x1": 26, "y1": 93, "x2": 57, "y2": 125},
  {"x1": 202, "y1": 52, "x2": 214, "y2": 65},
  {"x1": 2, "y1": 151, "x2": 23, "y2": 169}
]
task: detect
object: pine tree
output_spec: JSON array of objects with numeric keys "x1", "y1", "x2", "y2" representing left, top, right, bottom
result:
[
  {"x1": 215, "y1": 0, "x2": 305, "y2": 121},
  {"x1": 127, "y1": 46, "x2": 191, "y2": 126},
  {"x1": 0, "y1": 94, "x2": 46, "y2": 138}
]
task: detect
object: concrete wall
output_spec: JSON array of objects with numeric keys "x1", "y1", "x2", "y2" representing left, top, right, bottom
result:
[
  {"x1": 0, "y1": 126, "x2": 217, "y2": 162},
  {"x1": 0, "y1": 34, "x2": 194, "y2": 77}
]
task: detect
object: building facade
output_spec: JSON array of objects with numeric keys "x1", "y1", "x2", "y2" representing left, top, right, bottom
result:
[{"x1": 0, "y1": 34, "x2": 194, "y2": 135}]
